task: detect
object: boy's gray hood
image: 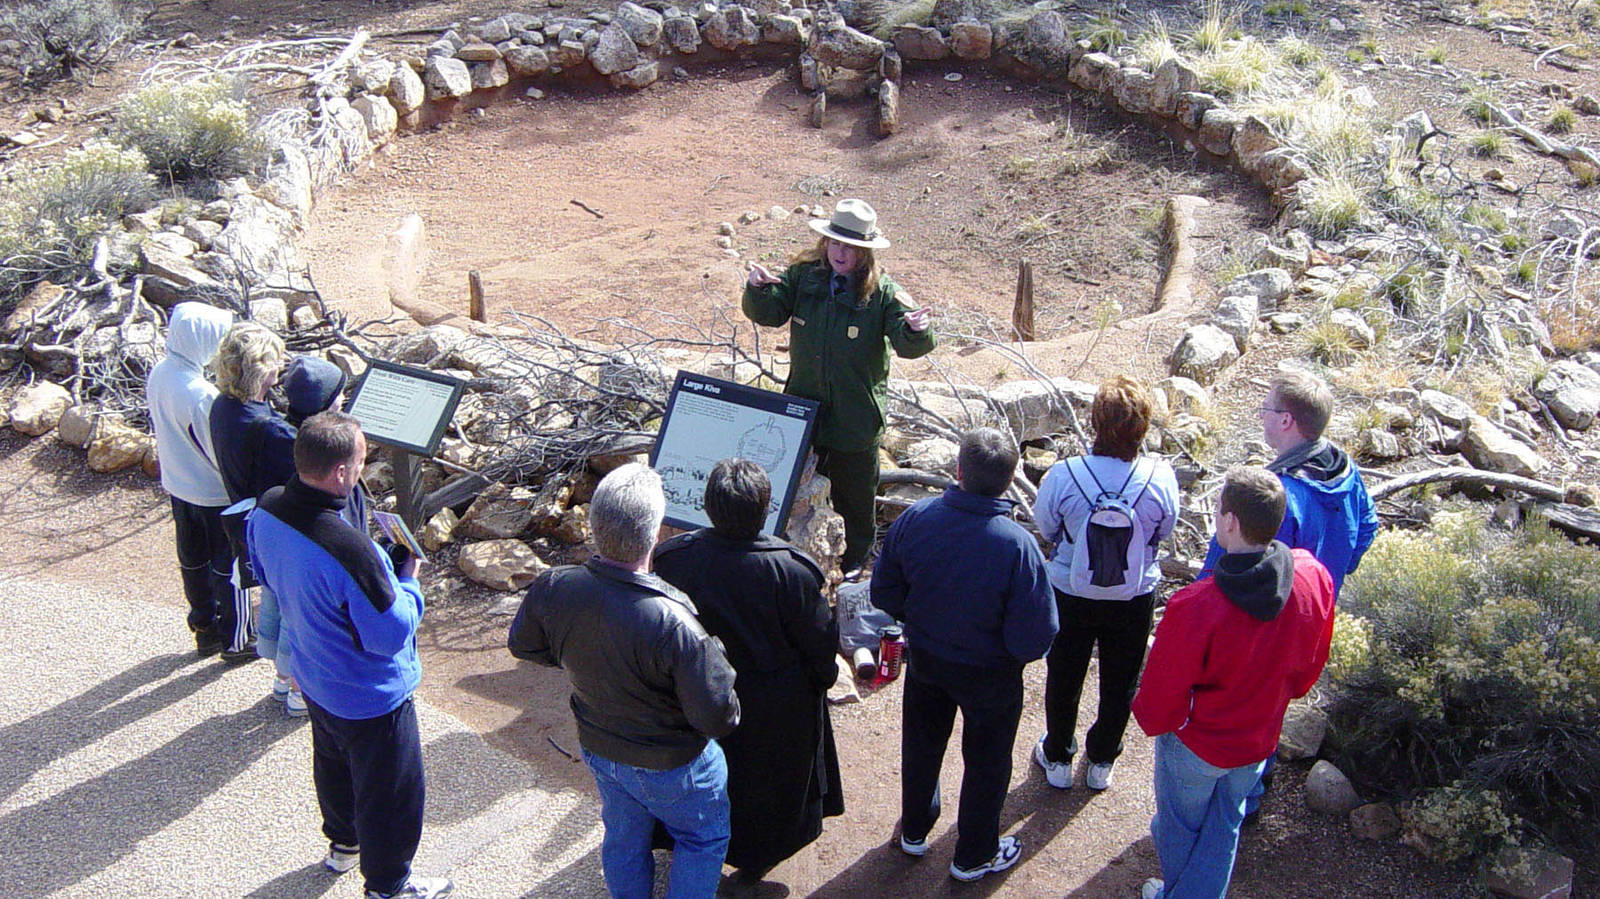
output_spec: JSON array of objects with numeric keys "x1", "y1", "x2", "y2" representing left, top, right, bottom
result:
[{"x1": 165, "y1": 303, "x2": 234, "y2": 370}]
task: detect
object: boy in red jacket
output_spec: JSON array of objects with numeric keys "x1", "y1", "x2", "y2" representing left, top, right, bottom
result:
[{"x1": 1132, "y1": 468, "x2": 1335, "y2": 899}]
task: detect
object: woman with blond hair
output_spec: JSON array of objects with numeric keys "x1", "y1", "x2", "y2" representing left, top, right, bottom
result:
[
  {"x1": 209, "y1": 322, "x2": 302, "y2": 707},
  {"x1": 1030, "y1": 376, "x2": 1180, "y2": 792},
  {"x1": 743, "y1": 199, "x2": 936, "y2": 571}
]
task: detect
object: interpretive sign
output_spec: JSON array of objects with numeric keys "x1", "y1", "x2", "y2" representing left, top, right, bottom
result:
[
  {"x1": 347, "y1": 358, "x2": 465, "y2": 457},
  {"x1": 651, "y1": 371, "x2": 819, "y2": 535}
]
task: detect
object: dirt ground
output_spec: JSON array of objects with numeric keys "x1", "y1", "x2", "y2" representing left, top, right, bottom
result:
[{"x1": 7, "y1": 0, "x2": 1600, "y2": 894}]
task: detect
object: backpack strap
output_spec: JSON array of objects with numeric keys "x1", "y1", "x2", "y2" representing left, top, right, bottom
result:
[
  {"x1": 1122, "y1": 458, "x2": 1166, "y2": 547},
  {"x1": 1060, "y1": 457, "x2": 1097, "y2": 545}
]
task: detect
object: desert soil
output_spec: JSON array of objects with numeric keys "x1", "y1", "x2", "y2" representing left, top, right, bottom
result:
[{"x1": 7, "y1": 0, "x2": 1600, "y2": 894}]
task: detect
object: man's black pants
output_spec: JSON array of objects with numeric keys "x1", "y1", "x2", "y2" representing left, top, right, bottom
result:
[
  {"x1": 1042, "y1": 589, "x2": 1156, "y2": 766},
  {"x1": 900, "y1": 647, "x2": 1023, "y2": 870},
  {"x1": 170, "y1": 497, "x2": 247, "y2": 647},
  {"x1": 306, "y1": 695, "x2": 426, "y2": 896}
]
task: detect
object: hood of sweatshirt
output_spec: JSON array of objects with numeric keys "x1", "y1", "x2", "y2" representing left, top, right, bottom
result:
[
  {"x1": 1214, "y1": 540, "x2": 1295, "y2": 621},
  {"x1": 1268, "y1": 438, "x2": 1353, "y2": 486},
  {"x1": 165, "y1": 302, "x2": 234, "y2": 370},
  {"x1": 284, "y1": 355, "x2": 347, "y2": 425}
]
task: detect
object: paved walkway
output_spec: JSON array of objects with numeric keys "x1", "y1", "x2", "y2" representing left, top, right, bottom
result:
[{"x1": 0, "y1": 575, "x2": 612, "y2": 898}]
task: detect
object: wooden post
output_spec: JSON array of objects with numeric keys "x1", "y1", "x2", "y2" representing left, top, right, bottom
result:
[
  {"x1": 390, "y1": 446, "x2": 423, "y2": 531},
  {"x1": 1012, "y1": 259, "x2": 1035, "y2": 342},
  {"x1": 468, "y1": 270, "x2": 487, "y2": 323}
]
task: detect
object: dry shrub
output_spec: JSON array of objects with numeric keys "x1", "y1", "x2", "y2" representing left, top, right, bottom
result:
[
  {"x1": 0, "y1": 142, "x2": 154, "y2": 311},
  {"x1": 0, "y1": 0, "x2": 140, "y2": 86},
  {"x1": 113, "y1": 77, "x2": 264, "y2": 185},
  {"x1": 1329, "y1": 512, "x2": 1600, "y2": 857}
]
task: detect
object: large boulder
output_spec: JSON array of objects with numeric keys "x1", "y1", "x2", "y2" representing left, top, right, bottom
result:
[
  {"x1": 1305, "y1": 760, "x2": 1362, "y2": 815},
  {"x1": 664, "y1": 15, "x2": 701, "y2": 53},
  {"x1": 385, "y1": 324, "x2": 467, "y2": 366},
  {"x1": 893, "y1": 24, "x2": 948, "y2": 60},
  {"x1": 1151, "y1": 57, "x2": 1198, "y2": 116},
  {"x1": 702, "y1": 6, "x2": 760, "y2": 50},
  {"x1": 590, "y1": 23, "x2": 641, "y2": 75},
  {"x1": 470, "y1": 59, "x2": 510, "y2": 90},
  {"x1": 1213, "y1": 294, "x2": 1259, "y2": 352},
  {"x1": 505, "y1": 45, "x2": 551, "y2": 76},
  {"x1": 458, "y1": 540, "x2": 549, "y2": 591},
  {"x1": 459, "y1": 482, "x2": 538, "y2": 540},
  {"x1": 949, "y1": 21, "x2": 992, "y2": 60},
  {"x1": 87, "y1": 421, "x2": 154, "y2": 473},
  {"x1": 987, "y1": 377, "x2": 1096, "y2": 442},
  {"x1": 1224, "y1": 268, "x2": 1294, "y2": 309},
  {"x1": 1461, "y1": 415, "x2": 1548, "y2": 478},
  {"x1": 812, "y1": 20, "x2": 883, "y2": 70},
  {"x1": 1418, "y1": 388, "x2": 1473, "y2": 426},
  {"x1": 1168, "y1": 324, "x2": 1241, "y2": 385},
  {"x1": 8, "y1": 381, "x2": 71, "y2": 435},
  {"x1": 351, "y1": 94, "x2": 398, "y2": 143},
  {"x1": 424, "y1": 56, "x2": 473, "y2": 99},
  {"x1": 1327, "y1": 308, "x2": 1375, "y2": 349},
  {"x1": 900, "y1": 437, "x2": 959, "y2": 477},
  {"x1": 56, "y1": 404, "x2": 100, "y2": 447},
  {"x1": 1534, "y1": 359, "x2": 1600, "y2": 431},
  {"x1": 614, "y1": 1, "x2": 664, "y2": 47},
  {"x1": 1277, "y1": 702, "x2": 1328, "y2": 760}
]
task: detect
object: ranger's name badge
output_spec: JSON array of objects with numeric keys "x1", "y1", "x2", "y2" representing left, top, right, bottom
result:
[{"x1": 846, "y1": 325, "x2": 859, "y2": 339}]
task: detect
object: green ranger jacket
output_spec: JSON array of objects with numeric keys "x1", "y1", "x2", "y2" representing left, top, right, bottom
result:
[{"x1": 742, "y1": 262, "x2": 937, "y2": 453}]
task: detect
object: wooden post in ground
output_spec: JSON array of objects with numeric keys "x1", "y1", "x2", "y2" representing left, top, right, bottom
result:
[
  {"x1": 1012, "y1": 259, "x2": 1035, "y2": 341},
  {"x1": 468, "y1": 270, "x2": 487, "y2": 323}
]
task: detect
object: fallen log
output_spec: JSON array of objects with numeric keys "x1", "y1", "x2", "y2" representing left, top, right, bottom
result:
[
  {"x1": 1369, "y1": 465, "x2": 1567, "y2": 503},
  {"x1": 1539, "y1": 504, "x2": 1600, "y2": 542},
  {"x1": 1154, "y1": 195, "x2": 1209, "y2": 312}
]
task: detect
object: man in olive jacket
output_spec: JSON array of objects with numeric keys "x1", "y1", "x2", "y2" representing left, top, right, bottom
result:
[
  {"x1": 744, "y1": 199, "x2": 936, "y2": 570},
  {"x1": 508, "y1": 463, "x2": 740, "y2": 899}
]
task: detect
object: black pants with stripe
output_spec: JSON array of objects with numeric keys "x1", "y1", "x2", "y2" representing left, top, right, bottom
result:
[{"x1": 170, "y1": 497, "x2": 250, "y2": 649}]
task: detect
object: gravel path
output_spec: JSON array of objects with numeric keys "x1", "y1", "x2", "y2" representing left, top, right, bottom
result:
[{"x1": 0, "y1": 574, "x2": 611, "y2": 899}]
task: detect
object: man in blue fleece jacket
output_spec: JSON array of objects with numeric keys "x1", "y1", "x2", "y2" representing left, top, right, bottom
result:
[
  {"x1": 247, "y1": 411, "x2": 451, "y2": 899},
  {"x1": 871, "y1": 428, "x2": 1058, "y2": 883},
  {"x1": 1200, "y1": 369, "x2": 1378, "y2": 598}
]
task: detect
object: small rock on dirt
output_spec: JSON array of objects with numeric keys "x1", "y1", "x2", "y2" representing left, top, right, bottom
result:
[
  {"x1": 9, "y1": 381, "x2": 72, "y2": 436},
  {"x1": 1305, "y1": 760, "x2": 1362, "y2": 815},
  {"x1": 1168, "y1": 324, "x2": 1241, "y2": 386},
  {"x1": 1348, "y1": 803, "x2": 1402, "y2": 841},
  {"x1": 1483, "y1": 847, "x2": 1575, "y2": 899}
]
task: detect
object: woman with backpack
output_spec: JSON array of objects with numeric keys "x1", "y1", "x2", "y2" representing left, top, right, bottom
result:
[{"x1": 1030, "y1": 376, "x2": 1180, "y2": 791}]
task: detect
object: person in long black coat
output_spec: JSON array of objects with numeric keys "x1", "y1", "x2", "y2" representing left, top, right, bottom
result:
[{"x1": 653, "y1": 458, "x2": 844, "y2": 880}]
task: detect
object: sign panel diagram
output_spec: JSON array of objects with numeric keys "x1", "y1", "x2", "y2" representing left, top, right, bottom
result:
[{"x1": 651, "y1": 372, "x2": 819, "y2": 535}]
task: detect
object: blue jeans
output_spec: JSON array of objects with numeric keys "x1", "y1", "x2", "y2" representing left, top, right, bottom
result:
[
  {"x1": 1149, "y1": 732, "x2": 1264, "y2": 899},
  {"x1": 583, "y1": 741, "x2": 730, "y2": 899},
  {"x1": 255, "y1": 586, "x2": 292, "y2": 676}
]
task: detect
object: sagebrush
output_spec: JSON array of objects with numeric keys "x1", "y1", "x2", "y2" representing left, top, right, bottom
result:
[
  {"x1": 1328, "y1": 511, "x2": 1600, "y2": 857},
  {"x1": 0, "y1": 143, "x2": 155, "y2": 312},
  {"x1": 0, "y1": 0, "x2": 140, "y2": 86},
  {"x1": 113, "y1": 77, "x2": 264, "y2": 184}
]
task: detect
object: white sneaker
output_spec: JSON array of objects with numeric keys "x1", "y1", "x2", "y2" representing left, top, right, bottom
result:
[
  {"x1": 324, "y1": 844, "x2": 359, "y2": 873},
  {"x1": 1033, "y1": 735, "x2": 1071, "y2": 790},
  {"x1": 949, "y1": 835, "x2": 1021, "y2": 881},
  {"x1": 367, "y1": 875, "x2": 453, "y2": 898},
  {"x1": 1140, "y1": 876, "x2": 1165, "y2": 899},
  {"x1": 272, "y1": 675, "x2": 292, "y2": 702},
  {"x1": 1087, "y1": 760, "x2": 1116, "y2": 791},
  {"x1": 899, "y1": 832, "x2": 928, "y2": 857},
  {"x1": 285, "y1": 689, "x2": 309, "y2": 718}
]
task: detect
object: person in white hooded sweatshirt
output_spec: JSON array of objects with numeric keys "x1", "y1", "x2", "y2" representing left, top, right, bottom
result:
[{"x1": 146, "y1": 302, "x2": 247, "y2": 656}]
